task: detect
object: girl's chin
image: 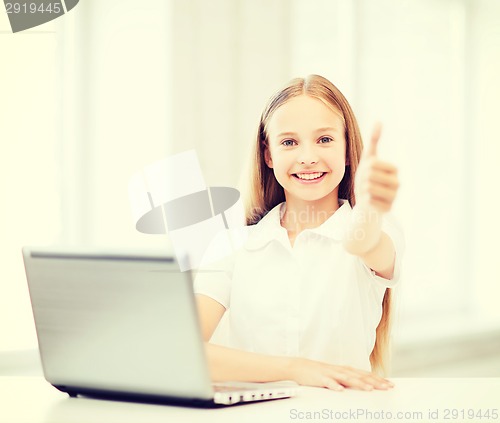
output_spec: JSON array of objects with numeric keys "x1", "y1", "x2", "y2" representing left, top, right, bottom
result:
[{"x1": 284, "y1": 190, "x2": 339, "y2": 204}]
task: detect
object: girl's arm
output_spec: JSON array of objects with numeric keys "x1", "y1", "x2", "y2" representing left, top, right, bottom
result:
[
  {"x1": 343, "y1": 124, "x2": 399, "y2": 279},
  {"x1": 196, "y1": 294, "x2": 394, "y2": 391},
  {"x1": 342, "y1": 207, "x2": 396, "y2": 280}
]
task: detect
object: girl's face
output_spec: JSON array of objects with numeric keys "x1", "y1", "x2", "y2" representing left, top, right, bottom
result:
[{"x1": 265, "y1": 94, "x2": 347, "y2": 205}]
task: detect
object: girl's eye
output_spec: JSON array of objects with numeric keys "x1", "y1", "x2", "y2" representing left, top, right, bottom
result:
[
  {"x1": 282, "y1": 139, "x2": 296, "y2": 147},
  {"x1": 319, "y1": 136, "x2": 333, "y2": 144}
]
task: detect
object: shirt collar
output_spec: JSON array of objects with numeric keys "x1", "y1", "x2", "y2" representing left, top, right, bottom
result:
[
  {"x1": 244, "y1": 199, "x2": 352, "y2": 250},
  {"x1": 244, "y1": 203, "x2": 288, "y2": 250},
  {"x1": 308, "y1": 199, "x2": 351, "y2": 240}
]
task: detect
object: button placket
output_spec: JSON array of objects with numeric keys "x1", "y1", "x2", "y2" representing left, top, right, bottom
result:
[{"x1": 289, "y1": 234, "x2": 311, "y2": 357}]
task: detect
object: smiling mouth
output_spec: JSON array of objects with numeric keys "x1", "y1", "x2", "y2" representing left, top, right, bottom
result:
[{"x1": 293, "y1": 172, "x2": 326, "y2": 181}]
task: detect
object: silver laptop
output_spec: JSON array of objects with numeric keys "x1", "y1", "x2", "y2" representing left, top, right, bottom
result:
[{"x1": 22, "y1": 247, "x2": 297, "y2": 407}]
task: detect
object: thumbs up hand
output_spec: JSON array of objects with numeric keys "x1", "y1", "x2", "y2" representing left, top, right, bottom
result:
[{"x1": 354, "y1": 123, "x2": 399, "y2": 213}]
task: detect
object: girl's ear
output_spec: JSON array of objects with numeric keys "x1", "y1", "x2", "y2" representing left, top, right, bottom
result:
[{"x1": 264, "y1": 147, "x2": 273, "y2": 168}]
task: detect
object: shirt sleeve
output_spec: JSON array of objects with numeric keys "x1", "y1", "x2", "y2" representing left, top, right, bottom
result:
[
  {"x1": 357, "y1": 212, "x2": 405, "y2": 289},
  {"x1": 192, "y1": 229, "x2": 239, "y2": 309}
]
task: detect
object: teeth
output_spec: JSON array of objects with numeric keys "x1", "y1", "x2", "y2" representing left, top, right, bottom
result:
[{"x1": 295, "y1": 172, "x2": 323, "y2": 180}]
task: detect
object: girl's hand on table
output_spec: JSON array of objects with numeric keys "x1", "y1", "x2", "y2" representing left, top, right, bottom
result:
[{"x1": 289, "y1": 357, "x2": 394, "y2": 391}]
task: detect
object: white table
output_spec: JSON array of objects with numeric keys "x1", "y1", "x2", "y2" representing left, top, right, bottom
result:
[{"x1": 1, "y1": 377, "x2": 499, "y2": 423}]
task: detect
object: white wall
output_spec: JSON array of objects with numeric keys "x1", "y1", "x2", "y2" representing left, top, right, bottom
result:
[
  {"x1": 471, "y1": 0, "x2": 500, "y2": 320},
  {"x1": 70, "y1": 0, "x2": 173, "y2": 247},
  {"x1": 1, "y1": 17, "x2": 59, "y2": 349}
]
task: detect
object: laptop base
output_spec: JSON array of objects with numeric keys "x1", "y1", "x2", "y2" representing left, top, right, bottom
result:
[{"x1": 53, "y1": 384, "x2": 291, "y2": 408}]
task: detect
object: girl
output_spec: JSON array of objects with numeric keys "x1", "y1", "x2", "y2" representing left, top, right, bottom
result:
[{"x1": 194, "y1": 74, "x2": 403, "y2": 391}]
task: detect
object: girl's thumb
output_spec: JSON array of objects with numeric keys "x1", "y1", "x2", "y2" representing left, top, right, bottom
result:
[{"x1": 365, "y1": 122, "x2": 382, "y2": 157}]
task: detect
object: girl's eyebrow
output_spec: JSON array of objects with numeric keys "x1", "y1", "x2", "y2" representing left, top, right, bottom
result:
[
  {"x1": 315, "y1": 126, "x2": 340, "y2": 134},
  {"x1": 276, "y1": 127, "x2": 340, "y2": 138},
  {"x1": 276, "y1": 131, "x2": 297, "y2": 138}
]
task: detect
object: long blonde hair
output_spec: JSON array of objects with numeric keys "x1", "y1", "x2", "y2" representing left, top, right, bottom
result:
[{"x1": 242, "y1": 74, "x2": 392, "y2": 374}]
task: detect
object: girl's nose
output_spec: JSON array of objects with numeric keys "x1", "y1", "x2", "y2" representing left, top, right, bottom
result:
[
  {"x1": 299, "y1": 158, "x2": 317, "y2": 165},
  {"x1": 297, "y1": 146, "x2": 318, "y2": 165}
]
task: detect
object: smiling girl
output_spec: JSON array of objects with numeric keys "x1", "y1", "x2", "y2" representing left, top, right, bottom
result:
[{"x1": 194, "y1": 74, "x2": 403, "y2": 391}]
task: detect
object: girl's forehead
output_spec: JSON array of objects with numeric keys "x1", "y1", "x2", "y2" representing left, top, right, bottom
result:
[{"x1": 267, "y1": 95, "x2": 345, "y2": 136}]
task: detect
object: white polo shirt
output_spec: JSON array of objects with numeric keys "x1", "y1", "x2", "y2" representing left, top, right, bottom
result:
[{"x1": 193, "y1": 200, "x2": 404, "y2": 371}]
